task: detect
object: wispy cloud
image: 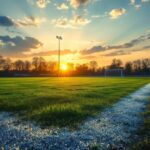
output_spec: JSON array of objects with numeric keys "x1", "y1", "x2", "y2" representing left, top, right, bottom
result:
[
  {"x1": 103, "y1": 50, "x2": 131, "y2": 57},
  {"x1": 57, "y1": 3, "x2": 69, "y2": 10},
  {"x1": 28, "y1": 0, "x2": 51, "y2": 8},
  {"x1": 16, "y1": 16, "x2": 46, "y2": 27},
  {"x1": 130, "y1": 0, "x2": 149, "y2": 9},
  {"x1": 81, "y1": 32, "x2": 150, "y2": 55},
  {"x1": 52, "y1": 15, "x2": 91, "y2": 28},
  {"x1": 104, "y1": 44, "x2": 150, "y2": 57},
  {"x1": 70, "y1": 0, "x2": 90, "y2": 9},
  {"x1": 109, "y1": 8, "x2": 126, "y2": 19},
  {"x1": 30, "y1": 49, "x2": 76, "y2": 57}
]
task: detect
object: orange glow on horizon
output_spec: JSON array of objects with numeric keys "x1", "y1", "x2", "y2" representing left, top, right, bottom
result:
[{"x1": 61, "y1": 64, "x2": 68, "y2": 71}]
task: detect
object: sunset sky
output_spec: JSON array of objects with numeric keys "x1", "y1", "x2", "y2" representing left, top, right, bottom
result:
[{"x1": 0, "y1": 0, "x2": 150, "y2": 66}]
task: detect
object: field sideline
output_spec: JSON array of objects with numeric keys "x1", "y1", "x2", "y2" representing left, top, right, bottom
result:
[{"x1": 0, "y1": 77, "x2": 150, "y2": 127}]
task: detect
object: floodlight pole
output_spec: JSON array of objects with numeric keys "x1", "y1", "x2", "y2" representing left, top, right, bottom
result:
[{"x1": 56, "y1": 36, "x2": 62, "y2": 77}]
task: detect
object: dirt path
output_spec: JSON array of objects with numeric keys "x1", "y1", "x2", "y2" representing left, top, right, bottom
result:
[{"x1": 0, "y1": 84, "x2": 150, "y2": 150}]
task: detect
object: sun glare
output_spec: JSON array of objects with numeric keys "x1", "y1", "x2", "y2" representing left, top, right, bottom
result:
[{"x1": 61, "y1": 64, "x2": 68, "y2": 71}]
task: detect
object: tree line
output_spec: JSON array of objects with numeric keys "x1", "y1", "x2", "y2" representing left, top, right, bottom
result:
[{"x1": 0, "y1": 55, "x2": 150, "y2": 77}]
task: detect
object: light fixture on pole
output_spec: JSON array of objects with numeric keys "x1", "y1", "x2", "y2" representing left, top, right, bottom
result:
[{"x1": 56, "y1": 35, "x2": 63, "y2": 76}]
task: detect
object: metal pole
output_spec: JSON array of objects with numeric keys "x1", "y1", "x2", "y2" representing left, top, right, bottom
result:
[
  {"x1": 58, "y1": 39, "x2": 60, "y2": 76},
  {"x1": 56, "y1": 36, "x2": 62, "y2": 77}
]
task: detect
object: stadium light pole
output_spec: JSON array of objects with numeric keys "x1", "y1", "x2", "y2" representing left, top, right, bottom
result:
[{"x1": 56, "y1": 35, "x2": 63, "y2": 76}]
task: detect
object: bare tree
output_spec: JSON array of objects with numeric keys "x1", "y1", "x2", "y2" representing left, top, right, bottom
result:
[
  {"x1": 89, "y1": 61, "x2": 98, "y2": 71},
  {"x1": 14, "y1": 60, "x2": 25, "y2": 71},
  {"x1": 24, "y1": 60, "x2": 31, "y2": 71},
  {"x1": 133, "y1": 60, "x2": 142, "y2": 72},
  {"x1": 2, "y1": 58, "x2": 12, "y2": 71},
  {"x1": 0, "y1": 55, "x2": 5, "y2": 70},
  {"x1": 125, "y1": 62, "x2": 132, "y2": 75},
  {"x1": 32, "y1": 57, "x2": 39, "y2": 71},
  {"x1": 109, "y1": 59, "x2": 123, "y2": 69},
  {"x1": 142, "y1": 59, "x2": 150, "y2": 73}
]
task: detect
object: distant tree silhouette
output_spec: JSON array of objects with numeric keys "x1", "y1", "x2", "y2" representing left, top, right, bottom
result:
[
  {"x1": 125, "y1": 62, "x2": 132, "y2": 75},
  {"x1": 24, "y1": 61, "x2": 31, "y2": 71},
  {"x1": 0, "y1": 55, "x2": 5, "y2": 70},
  {"x1": 32, "y1": 57, "x2": 39, "y2": 71},
  {"x1": 14, "y1": 60, "x2": 25, "y2": 71},
  {"x1": 3, "y1": 58, "x2": 12, "y2": 71},
  {"x1": 109, "y1": 59, "x2": 123, "y2": 69},
  {"x1": 75, "y1": 64, "x2": 89, "y2": 75},
  {"x1": 0, "y1": 54, "x2": 149, "y2": 77},
  {"x1": 142, "y1": 59, "x2": 150, "y2": 73},
  {"x1": 89, "y1": 61, "x2": 98, "y2": 72}
]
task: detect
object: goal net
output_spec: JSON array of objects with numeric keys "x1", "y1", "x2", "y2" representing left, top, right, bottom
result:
[{"x1": 105, "y1": 69, "x2": 124, "y2": 77}]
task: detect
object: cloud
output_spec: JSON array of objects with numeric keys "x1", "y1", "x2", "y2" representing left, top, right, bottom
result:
[
  {"x1": 130, "y1": 0, "x2": 149, "y2": 9},
  {"x1": 0, "y1": 35, "x2": 43, "y2": 56},
  {"x1": 134, "y1": 5, "x2": 141, "y2": 10},
  {"x1": 91, "y1": 15, "x2": 101, "y2": 18},
  {"x1": 109, "y1": 8, "x2": 126, "y2": 19},
  {"x1": 130, "y1": 0, "x2": 150, "y2": 4},
  {"x1": 0, "y1": 16, "x2": 15, "y2": 27},
  {"x1": 28, "y1": 0, "x2": 51, "y2": 8},
  {"x1": 31, "y1": 49, "x2": 76, "y2": 57},
  {"x1": 52, "y1": 15, "x2": 90, "y2": 28},
  {"x1": 130, "y1": 0, "x2": 136, "y2": 5},
  {"x1": 79, "y1": 55, "x2": 96, "y2": 60},
  {"x1": 81, "y1": 33, "x2": 150, "y2": 55},
  {"x1": 16, "y1": 16, "x2": 46, "y2": 27},
  {"x1": 70, "y1": 0, "x2": 90, "y2": 9},
  {"x1": 142, "y1": 45, "x2": 150, "y2": 49},
  {"x1": 52, "y1": 17, "x2": 72, "y2": 28},
  {"x1": 103, "y1": 50, "x2": 131, "y2": 57},
  {"x1": 141, "y1": 0, "x2": 149, "y2": 2},
  {"x1": 57, "y1": 3, "x2": 69, "y2": 10},
  {"x1": 71, "y1": 15, "x2": 91, "y2": 25},
  {"x1": 0, "y1": 16, "x2": 45, "y2": 28},
  {"x1": 104, "y1": 44, "x2": 150, "y2": 57},
  {"x1": 36, "y1": 0, "x2": 51, "y2": 8}
]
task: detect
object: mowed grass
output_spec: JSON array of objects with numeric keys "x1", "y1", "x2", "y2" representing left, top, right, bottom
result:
[
  {"x1": 0, "y1": 77, "x2": 150, "y2": 128},
  {"x1": 132, "y1": 98, "x2": 150, "y2": 150}
]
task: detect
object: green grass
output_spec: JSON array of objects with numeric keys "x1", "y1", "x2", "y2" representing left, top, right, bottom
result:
[
  {"x1": 0, "y1": 77, "x2": 150, "y2": 128},
  {"x1": 131, "y1": 98, "x2": 150, "y2": 150}
]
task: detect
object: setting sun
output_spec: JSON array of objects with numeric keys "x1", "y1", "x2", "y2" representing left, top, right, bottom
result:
[{"x1": 61, "y1": 64, "x2": 68, "y2": 71}]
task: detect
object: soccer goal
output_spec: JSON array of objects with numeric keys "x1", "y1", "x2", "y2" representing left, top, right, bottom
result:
[{"x1": 105, "y1": 68, "x2": 124, "y2": 77}]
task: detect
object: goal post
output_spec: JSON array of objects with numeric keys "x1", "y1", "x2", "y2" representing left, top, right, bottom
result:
[{"x1": 105, "y1": 68, "x2": 124, "y2": 77}]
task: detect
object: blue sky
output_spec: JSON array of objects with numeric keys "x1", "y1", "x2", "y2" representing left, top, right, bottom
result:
[{"x1": 0, "y1": 0, "x2": 150, "y2": 66}]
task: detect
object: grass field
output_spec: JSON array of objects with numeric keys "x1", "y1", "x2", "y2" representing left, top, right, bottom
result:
[
  {"x1": 0, "y1": 77, "x2": 150, "y2": 128},
  {"x1": 132, "y1": 98, "x2": 150, "y2": 150}
]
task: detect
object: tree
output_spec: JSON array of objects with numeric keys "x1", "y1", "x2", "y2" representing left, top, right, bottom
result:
[
  {"x1": 109, "y1": 59, "x2": 123, "y2": 69},
  {"x1": 32, "y1": 57, "x2": 47, "y2": 72},
  {"x1": 125, "y1": 62, "x2": 132, "y2": 75},
  {"x1": 14, "y1": 60, "x2": 25, "y2": 71},
  {"x1": 133, "y1": 60, "x2": 142, "y2": 72},
  {"x1": 0, "y1": 55, "x2": 5, "y2": 70},
  {"x1": 2, "y1": 58, "x2": 12, "y2": 71},
  {"x1": 75, "y1": 64, "x2": 89, "y2": 75},
  {"x1": 38, "y1": 57, "x2": 47, "y2": 72},
  {"x1": 24, "y1": 60, "x2": 31, "y2": 71},
  {"x1": 142, "y1": 59, "x2": 150, "y2": 73},
  {"x1": 89, "y1": 61, "x2": 98, "y2": 72},
  {"x1": 32, "y1": 57, "x2": 39, "y2": 71}
]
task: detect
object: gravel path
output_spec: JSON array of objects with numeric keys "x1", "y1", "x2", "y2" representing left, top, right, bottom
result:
[{"x1": 0, "y1": 84, "x2": 150, "y2": 150}]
